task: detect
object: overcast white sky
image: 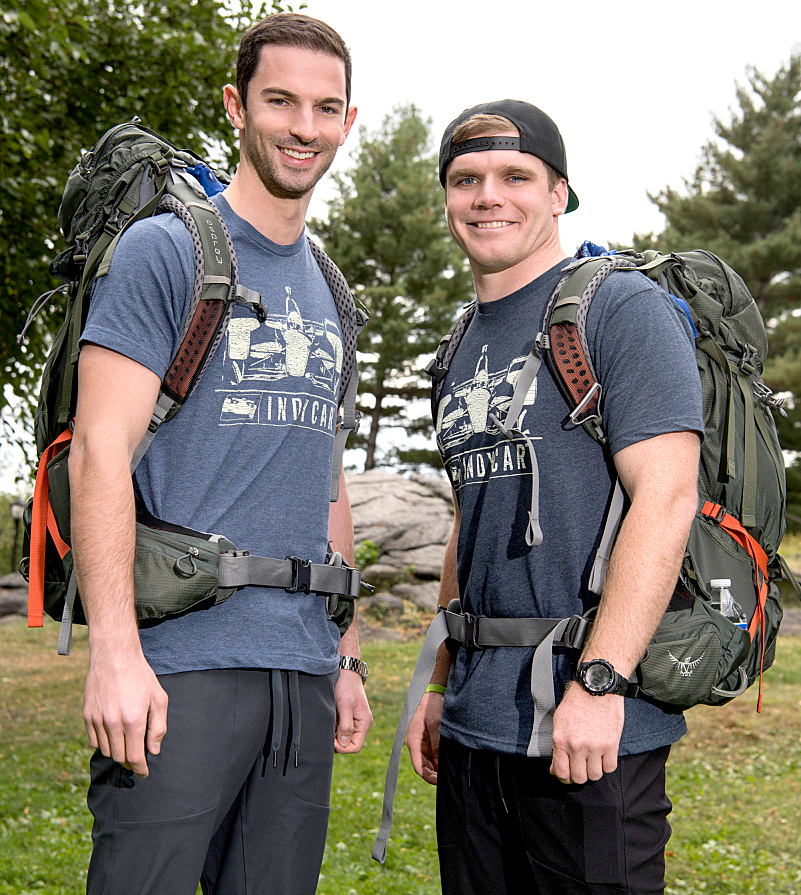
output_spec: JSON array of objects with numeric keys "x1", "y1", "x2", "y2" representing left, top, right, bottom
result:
[{"x1": 301, "y1": 0, "x2": 799, "y2": 251}]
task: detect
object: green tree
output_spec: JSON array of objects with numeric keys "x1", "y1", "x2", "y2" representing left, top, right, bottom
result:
[
  {"x1": 310, "y1": 106, "x2": 472, "y2": 470},
  {"x1": 0, "y1": 0, "x2": 292, "y2": 472},
  {"x1": 633, "y1": 50, "x2": 801, "y2": 526},
  {"x1": 635, "y1": 51, "x2": 801, "y2": 317}
]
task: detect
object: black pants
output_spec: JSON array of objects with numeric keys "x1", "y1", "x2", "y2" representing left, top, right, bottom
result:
[
  {"x1": 437, "y1": 736, "x2": 672, "y2": 895},
  {"x1": 86, "y1": 669, "x2": 337, "y2": 895}
]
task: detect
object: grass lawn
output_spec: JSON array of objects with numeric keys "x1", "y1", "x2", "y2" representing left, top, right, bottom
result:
[{"x1": 1, "y1": 617, "x2": 799, "y2": 894}]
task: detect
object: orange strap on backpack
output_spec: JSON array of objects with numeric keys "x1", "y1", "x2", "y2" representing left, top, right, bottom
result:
[
  {"x1": 28, "y1": 428, "x2": 72, "y2": 627},
  {"x1": 701, "y1": 500, "x2": 769, "y2": 709}
]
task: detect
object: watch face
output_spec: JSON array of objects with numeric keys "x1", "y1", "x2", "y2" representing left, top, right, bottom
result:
[{"x1": 583, "y1": 661, "x2": 614, "y2": 693}]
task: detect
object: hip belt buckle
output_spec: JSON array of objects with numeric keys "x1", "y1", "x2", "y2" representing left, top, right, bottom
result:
[
  {"x1": 462, "y1": 613, "x2": 483, "y2": 650},
  {"x1": 286, "y1": 556, "x2": 312, "y2": 594}
]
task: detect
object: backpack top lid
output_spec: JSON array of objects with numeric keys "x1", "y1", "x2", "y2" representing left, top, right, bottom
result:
[
  {"x1": 663, "y1": 250, "x2": 769, "y2": 363},
  {"x1": 57, "y1": 120, "x2": 227, "y2": 249}
]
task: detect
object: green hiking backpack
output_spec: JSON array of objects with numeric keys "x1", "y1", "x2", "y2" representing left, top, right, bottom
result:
[
  {"x1": 372, "y1": 248, "x2": 799, "y2": 864},
  {"x1": 20, "y1": 117, "x2": 367, "y2": 654},
  {"x1": 428, "y1": 247, "x2": 798, "y2": 710}
]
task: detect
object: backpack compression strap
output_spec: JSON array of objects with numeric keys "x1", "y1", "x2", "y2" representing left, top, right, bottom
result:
[
  {"x1": 307, "y1": 238, "x2": 367, "y2": 501},
  {"x1": 28, "y1": 428, "x2": 73, "y2": 628},
  {"x1": 701, "y1": 500, "x2": 770, "y2": 709}
]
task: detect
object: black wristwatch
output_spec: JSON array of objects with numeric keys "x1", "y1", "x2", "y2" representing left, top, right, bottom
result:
[{"x1": 576, "y1": 659, "x2": 637, "y2": 697}]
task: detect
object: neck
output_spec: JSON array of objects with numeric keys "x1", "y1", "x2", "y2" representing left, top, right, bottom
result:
[
  {"x1": 223, "y1": 167, "x2": 311, "y2": 245},
  {"x1": 473, "y1": 227, "x2": 569, "y2": 304}
]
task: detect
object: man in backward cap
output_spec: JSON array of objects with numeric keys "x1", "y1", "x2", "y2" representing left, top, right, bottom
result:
[{"x1": 405, "y1": 100, "x2": 704, "y2": 893}]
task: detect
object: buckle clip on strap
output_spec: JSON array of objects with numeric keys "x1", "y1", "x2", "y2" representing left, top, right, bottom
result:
[
  {"x1": 568, "y1": 381, "x2": 602, "y2": 426},
  {"x1": 553, "y1": 613, "x2": 592, "y2": 651},
  {"x1": 462, "y1": 613, "x2": 483, "y2": 650},
  {"x1": 286, "y1": 556, "x2": 312, "y2": 594}
]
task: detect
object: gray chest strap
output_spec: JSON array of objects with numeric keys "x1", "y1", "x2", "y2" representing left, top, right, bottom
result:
[
  {"x1": 489, "y1": 348, "x2": 544, "y2": 546},
  {"x1": 372, "y1": 606, "x2": 591, "y2": 864}
]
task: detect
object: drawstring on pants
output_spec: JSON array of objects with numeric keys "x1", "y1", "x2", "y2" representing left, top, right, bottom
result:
[
  {"x1": 261, "y1": 669, "x2": 302, "y2": 775},
  {"x1": 288, "y1": 670, "x2": 301, "y2": 768}
]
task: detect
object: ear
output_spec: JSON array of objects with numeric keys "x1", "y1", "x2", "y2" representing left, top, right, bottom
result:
[
  {"x1": 552, "y1": 177, "x2": 569, "y2": 217},
  {"x1": 223, "y1": 84, "x2": 245, "y2": 131},
  {"x1": 340, "y1": 105, "x2": 358, "y2": 146}
]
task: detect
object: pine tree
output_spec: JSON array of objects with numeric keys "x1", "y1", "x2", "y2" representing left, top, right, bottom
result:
[
  {"x1": 635, "y1": 51, "x2": 801, "y2": 317},
  {"x1": 310, "y1": 106, "x2": 473, "y2": 470},
  {"x1": 634, "y1": 50, "x2": 801, "y2": 526}
]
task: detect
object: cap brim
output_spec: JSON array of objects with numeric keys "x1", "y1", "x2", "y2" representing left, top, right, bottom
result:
[{"x1": 566, "y1": 185, "x2": 579, "y2": 214}]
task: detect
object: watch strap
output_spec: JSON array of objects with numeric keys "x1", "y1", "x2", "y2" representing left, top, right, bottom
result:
[
  {"x1": 339, "y1": 655, "x2": 369, "y2": 683},
  {"x1": 577, "y1": 659, "x2": 639, "y2": 698}
]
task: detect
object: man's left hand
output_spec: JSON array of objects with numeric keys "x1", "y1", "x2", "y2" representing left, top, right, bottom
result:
[
  {"x1": 334, "y1": 669, "x2": 373, "y2": 753},
  {"x1": 550, "y1": 682, "x2": 624, "y2": 784}
]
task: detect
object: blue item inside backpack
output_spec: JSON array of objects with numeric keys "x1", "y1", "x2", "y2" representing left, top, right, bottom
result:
[{"x1": 187, "y1": 164, "x2": 226, "y2": 197}]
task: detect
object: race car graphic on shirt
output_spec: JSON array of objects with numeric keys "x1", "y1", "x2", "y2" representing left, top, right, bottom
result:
[
  {"x1": 218, "y1": 286, "x2": 342, "y2": 434},
  {"x1": 437, "y1": 344, "x2": 541, "y2": 492}
]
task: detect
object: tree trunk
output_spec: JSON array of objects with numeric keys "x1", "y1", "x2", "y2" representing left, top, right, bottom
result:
[{"x1": 364, "y1": 404, "x2": 382, "y2": 470}]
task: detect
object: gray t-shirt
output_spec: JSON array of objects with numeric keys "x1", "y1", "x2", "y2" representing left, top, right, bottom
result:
[
  {"x1": 436, "y1": 259, "x2": 704, "y2": 755},
  {"x1": 81, "y1": 195, "x2": 343, "y2": 676}
]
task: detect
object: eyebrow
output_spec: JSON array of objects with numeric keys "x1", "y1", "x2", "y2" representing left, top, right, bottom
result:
[
  {"x1": 447, "y1": 160, "x2": 541, "y2": 183},
  {"x1": 259, "y1": 87, "x2": 345, "y2": 108}
]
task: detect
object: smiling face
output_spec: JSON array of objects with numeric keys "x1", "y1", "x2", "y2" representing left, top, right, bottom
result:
[
  {"x1": 445, "y1": 131, "x2": 568, "y2": 291},
  {"x1": 227, "y1": 43, "x2": 357, "y2": 201}
]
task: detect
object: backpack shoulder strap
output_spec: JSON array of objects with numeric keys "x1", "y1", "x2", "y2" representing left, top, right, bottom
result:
[
  {"x1": 306, "y1": 237, "x2": 368, "y2": 501},
  {"x1": 130, "y1": 182, "x2": 238, "y2": 470},
  {"x1": 542, "y1": 255, "x2": 642, "y2": 445},
  {"x1": 426, "y1": 302, "x2": 477, "y2": 429}
]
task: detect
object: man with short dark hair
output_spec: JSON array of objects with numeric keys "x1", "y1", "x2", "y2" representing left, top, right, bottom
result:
[
  {"x1": 70, "y1": 14, "x2": 371, "y2": 895},
  {"x1": 406, "y1": 99, "x2": 703, "y2": 894}
]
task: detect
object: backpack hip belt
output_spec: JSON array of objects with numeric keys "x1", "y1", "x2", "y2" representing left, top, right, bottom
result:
[{"x1": 36, "y1": 469, "x2": 369, "y2": 655}]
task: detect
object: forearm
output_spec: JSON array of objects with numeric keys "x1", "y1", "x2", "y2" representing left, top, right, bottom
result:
[
  {"x1": 69, "y1": 434, "x2": 141, "y2": 653},
  {"x1": 328, "y1": 467, "x2": 354, "y2": 564},
  {"x1": 582, "y1": 435, "x2": 700, "y2": 677},
  {"x1": 329, "y1": 471, "x2": 359, "y2": 656},
  {"x1": 582, "y1": 493, "x2": 694, "y2": 677},
  {"x1": 430, "y1": 507, "x2": 460, "y2": 687}
]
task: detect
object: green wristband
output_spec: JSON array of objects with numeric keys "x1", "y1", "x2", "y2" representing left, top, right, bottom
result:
[{"x1": 425, "y1": 684, "x2": 447, "y2": 695}]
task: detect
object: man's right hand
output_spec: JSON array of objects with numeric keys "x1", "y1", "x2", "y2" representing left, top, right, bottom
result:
[
  {"x1": 83, "y1": 648, "x2": 168, "y2": 778},
  {"x1": 406, "y1": 691, "x2": 444, "y2": 785}
]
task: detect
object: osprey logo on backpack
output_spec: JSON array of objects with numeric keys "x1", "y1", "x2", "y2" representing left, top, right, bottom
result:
[{"x1": 668, "y1": 650, "x2": 705, "y2": 677}]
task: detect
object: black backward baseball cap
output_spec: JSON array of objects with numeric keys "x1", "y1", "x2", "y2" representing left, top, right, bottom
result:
[{"x1": 439, "y1": 99, "x2": 579, "y2": 213}]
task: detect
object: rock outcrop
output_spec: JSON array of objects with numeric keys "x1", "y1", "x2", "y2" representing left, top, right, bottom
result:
[
  {"x1": 0, "y1": 572, "x2": 27, "y2": 623},
  {"x1": 348, "y1": 469, "x2": 452, "y2": 615}
]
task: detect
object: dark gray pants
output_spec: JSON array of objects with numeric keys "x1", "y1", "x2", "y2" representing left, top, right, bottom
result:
[{"x1": 86, "y1": 668, "x2": 337, "y2": 895}]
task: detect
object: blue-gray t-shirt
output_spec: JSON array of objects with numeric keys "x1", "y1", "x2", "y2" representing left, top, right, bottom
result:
[
  {"x1": 80, "y1": 195, "x2": 343, "y2": 676},
  {"x1": 436, "y1": 259, "x2": 704, "y2": 756}
]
